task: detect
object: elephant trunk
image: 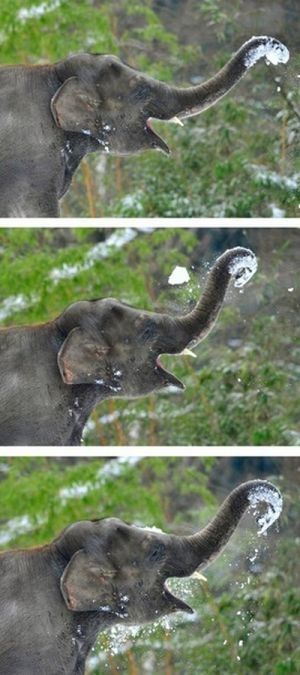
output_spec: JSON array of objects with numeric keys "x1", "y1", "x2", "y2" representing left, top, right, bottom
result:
[
  {"x1": 174, "y1": 246, "x2": 257, "y2": 350},
  {"x1": 150, "y1": 36, "x2": 289, "y2": 121},
  {"x1": 177, "y1": 480, "x2": 282, "y2": 575}
]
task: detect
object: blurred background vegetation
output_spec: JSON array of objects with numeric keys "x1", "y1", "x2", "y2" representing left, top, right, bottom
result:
[
  {"x1": 0, "y1": 226, "x2": 299, "y2": 446},
  {"x1": 0, "y1": 456, "x2": 299, "y2": 674},
  {"x1": 0, "y1": 0, "x2": 298, "y2": 216}
]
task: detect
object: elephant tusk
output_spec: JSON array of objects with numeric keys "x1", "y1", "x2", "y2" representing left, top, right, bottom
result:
[
  {"x1": 190, "y1": 571, "x2": 207, "y2": 582},
  {"x1": 169, "y1": 116, "x2": 184, "y2": 126},
  {"x1": 180, "y1": 347, "x2": 197, "y2": 358}
]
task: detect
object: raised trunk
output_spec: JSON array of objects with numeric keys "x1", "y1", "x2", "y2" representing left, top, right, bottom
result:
[
  {"x1": 175, "y1": 246, "x2": 257, "y2": 349},
  {"x1": 151, "y1": 36, "x2": 289, "y2": 121},
  {"x1": 182, "y1": 479, "x2": 282, "y2": 572}
]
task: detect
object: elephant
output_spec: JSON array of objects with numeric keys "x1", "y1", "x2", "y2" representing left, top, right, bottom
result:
[
  {"x1": 0, "y1": 246, "x2": 257, "y2": 445},
  {"x1": 0, "y1": 478, "x2": 282, "y2": 674},
  {"x1": 0, "y1": 36, "x2": 289, "y2": 217}
]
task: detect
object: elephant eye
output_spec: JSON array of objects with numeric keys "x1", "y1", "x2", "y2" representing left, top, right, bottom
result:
[
  {"x1": 147, "y1": 543, "x2": 166, "y2": 563},
  {"x1": 139, "y1": 322, "x2": 157, "y2": 342}
]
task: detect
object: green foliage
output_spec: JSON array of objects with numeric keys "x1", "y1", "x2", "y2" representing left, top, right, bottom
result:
[
  {"x1": 0, "y1": 457, "x2": 216, "y2": 548},
  {"x1": 101, "y1": 90, "x2": 299, "y2": 219},
  {"x1": 0, "y1": 0, "x2": 193, "y2": 75}
]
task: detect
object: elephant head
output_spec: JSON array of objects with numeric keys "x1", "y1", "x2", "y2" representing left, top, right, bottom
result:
[
  {"x1": 51, "y1": 36, "x2": 289, "y2": 156},
  {"x1": 56, "y1": 246, "x2": 257, "y2": 398},
  {"x1": 57, "y1": 479, "x2": 282, "y2": 625}
]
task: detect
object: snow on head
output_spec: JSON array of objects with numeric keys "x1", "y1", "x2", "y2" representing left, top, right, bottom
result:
[
  {"x1": 248, "y1": 483, "x2": 283, "y2": 535},
  {"x1": 228, "y1": 251, "x2": 257, "y2": 288},
  {"x1": 244, "y1": 36, "x2": 290, "y2": 69},
  {"x1": 168, "y1": 266, "x2": 190, "y2": 285}
]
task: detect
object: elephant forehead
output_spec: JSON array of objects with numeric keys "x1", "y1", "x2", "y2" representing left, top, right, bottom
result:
[
  {"x1": 95, "y1": 300, "x2": 159, "y2": 329},
  {"x1": 98, "y1": 519, "x2": 165, "y2": 548}
]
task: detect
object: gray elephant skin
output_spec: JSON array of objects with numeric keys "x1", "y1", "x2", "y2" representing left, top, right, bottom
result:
[
  {"x1": 0, "y1": 247, "x2": 257, "y2": 446},
  {"x1": 0, "y1": 36, "x2": 289, "y2": 217},
  {"x1": 0, "y1": 479, "x2": 281, "y2": 674}
]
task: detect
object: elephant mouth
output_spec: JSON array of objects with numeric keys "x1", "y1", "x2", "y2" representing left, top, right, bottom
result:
[
  {"x1": 163, "y1": 582, "x2": 194, "y2": 614},
  {"x1": 155, "y1": 356, "x2": 185, "y2": 390},
  {"x1": 145, "y1": 118, "x2": 170, "y2": 155},
  {"x1": 145, "y1": 114, "x2": 185, "y2": 155}
]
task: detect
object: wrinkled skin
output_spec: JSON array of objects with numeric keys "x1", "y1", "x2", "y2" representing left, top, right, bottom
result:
[
  {"x1": 0, "y1": 479, "x2": 281, "y2": 675},
  {"x1": 0, "y1": 246, "x2": 257, "y2": 446},
  {"x1": 0, "y1": 36, "x2": 288, "y2": 216}
]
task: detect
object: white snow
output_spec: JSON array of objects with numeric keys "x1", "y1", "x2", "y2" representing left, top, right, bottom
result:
[
  {"x1": 248, "y1": 483, "x2": 283, "y2": 535},
  {"x1": 59, "y1": 457, "x2": 140, "y2": 502},
  {"x1": 244, "y1": 36, "x2": 290, "y2": 68},
  {"x1": 228, "y1": 253, "x2": 258, "y2": 288},
  {"x1": 254, "y1": 168, "x2": 299, "y2": 190},
  {"x1": 168, "y1": 266, "x2": 190, "y2": 285},
  {"x1": 120, "y1": 193, "x2": 144, "y2": 213},
  {"x1": 0, "y1": 293, "x2": 37, "y2": 321},
  {"x1": 49, "y1": 228, "x2": 137, "y2": 282},
  {"x1": 270, "y1": 204, "x2": 286, "y2": 218},
  {"x1": 18, "y1": 0, "x2": 61, "y2": 21},
  {"x1": 137, "y1": 525, "x2": 164, "y2": 534},
  {"x1": 0, "y1": 515, "x2": 45, "y2": 546}
]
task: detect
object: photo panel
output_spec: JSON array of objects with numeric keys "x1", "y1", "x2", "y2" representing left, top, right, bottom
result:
[
  {"x1": 0, "y1": 455, "x2": 298, "y2": 673},
  {"x1": 0, "y1": 225, "x2": 298, "y2": 448},
  {"x1": 0, "y1": 2, "x2": 299, "y2": 674},
  {"x1": 0, "y1": 2, "x2": 298, "y2": 219}
]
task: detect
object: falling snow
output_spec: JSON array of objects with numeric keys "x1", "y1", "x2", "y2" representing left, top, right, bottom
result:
[
  {"x1": 228, "y1": 253, "x2": 258, "y2": 288},
  {"x1": 168, "y1": 266, "x2": 190, "y2": 285},
  {"x1": 248, "y1": 484, "x2": 283, "y2": 535},
  {"x1": 244, "y1": 36, "x2": 289, "y2": 68}
]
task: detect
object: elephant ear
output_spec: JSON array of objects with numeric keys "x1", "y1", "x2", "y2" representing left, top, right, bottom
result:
[
  {"x1": 61, "y1": 550, "x2": 115, "y2": 612},
  {"x1": 57, "y1": 327, "x2": 109, "y2": 385},
  {"x1": 51, "y1": 77, "x2": 100, "y2": 135}
]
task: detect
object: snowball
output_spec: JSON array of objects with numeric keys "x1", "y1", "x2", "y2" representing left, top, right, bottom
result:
[
  {"x1": 168, "y1": 266, "x2": 190, "y2": 285},
  {"x1": 244, "y1": 37, "x2": 290, "y2": 69},
  {"x1": 248, "y1": 484, "x2": 283, "y2": 535},
  {"x1": 228, "y1": 253, "x2": 258, "y2": 288}
]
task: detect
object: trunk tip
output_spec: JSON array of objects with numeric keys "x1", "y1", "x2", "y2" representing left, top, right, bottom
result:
[
  {"x1": 223, "y1": 247, "x2": 257, "y2": 287},
  {"x1": 246, "y1": 479, "x2": 282, "y2": 534}
]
